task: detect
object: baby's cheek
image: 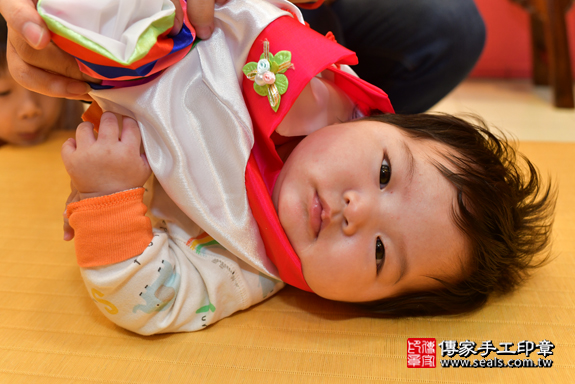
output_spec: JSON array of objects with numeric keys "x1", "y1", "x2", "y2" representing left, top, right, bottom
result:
[
  {"x1": 41, "y1": 97, "x2": 64, "y2": 127},
  {"x1": 301, "y1": 246, "x2": 358, "y2": 295}
]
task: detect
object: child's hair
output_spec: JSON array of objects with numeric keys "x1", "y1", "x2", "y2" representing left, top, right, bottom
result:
[
  {"x1": 360, "y1": 113, "x2": 556, "y2": 317},
  {"x1": 1, "y1": 14, "x2": 7, "y2": 70}
]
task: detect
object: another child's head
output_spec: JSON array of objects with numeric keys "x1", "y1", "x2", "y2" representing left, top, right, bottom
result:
[
  {"x1": 272, "y1": 113, "x2": 555, "y2": 316},
  {"x1": 0, "y1": 15, "x2": 64, "y2": 146}
]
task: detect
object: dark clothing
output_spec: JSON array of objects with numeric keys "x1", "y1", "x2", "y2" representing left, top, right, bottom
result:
[{"x1": 301, "y1": 0, "x2": 486, "y2": 113}]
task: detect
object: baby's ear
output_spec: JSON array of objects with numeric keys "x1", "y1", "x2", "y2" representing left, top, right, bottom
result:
[{"x1": 82, "y1": 102, "x2": 103, "y2": 132}]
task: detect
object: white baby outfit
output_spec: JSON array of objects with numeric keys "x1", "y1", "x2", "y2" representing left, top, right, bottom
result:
[{"x1": 41, "y1": 0, "x2": 393, "y2": 334}]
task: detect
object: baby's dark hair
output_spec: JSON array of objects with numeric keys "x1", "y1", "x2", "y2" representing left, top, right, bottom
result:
[
  {"x1": 1, "y1": 14, "x2": 7, "y2": 71},
  {"x1": 361, "y1": 113, "x2": 556, "y2": 317}
]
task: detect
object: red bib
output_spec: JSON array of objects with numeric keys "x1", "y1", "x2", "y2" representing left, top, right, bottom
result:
[{"x1": 243, "y1": 16, "x2": 394, "y2": 291}]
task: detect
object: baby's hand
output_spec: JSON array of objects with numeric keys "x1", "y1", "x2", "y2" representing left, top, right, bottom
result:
[{"x1": 61, "y1": 112, "x2": 151, "y2": 200}]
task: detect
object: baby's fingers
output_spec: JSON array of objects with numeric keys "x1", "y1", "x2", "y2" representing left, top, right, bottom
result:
[
  {"x1": 60, "y1": 137, "x2": 77, "y2": 164},
  {"x1": 97, "y1": 112, "x2": 121, "y2": 143},
  {"x1": 63, "y1": 212, "x2": 75, "y2": 241},
  {"x1": 63, "y1": 181, "x2": 80, "y2": 241},
  {"x1": 74, "y1": 121, "x2": 96, "y2": 150},
  {"x1": 120, "y1": 117, "x2": 142, "y2": 149}
]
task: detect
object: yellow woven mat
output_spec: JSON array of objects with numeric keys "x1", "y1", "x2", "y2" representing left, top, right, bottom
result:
[{"x1": 0, "y1": 131, "x2": 573, "y2": 383}]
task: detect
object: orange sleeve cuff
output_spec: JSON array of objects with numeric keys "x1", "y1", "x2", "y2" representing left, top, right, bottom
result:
[
  {"x1": 297, "y1": 0, "x2": 325, "y2": 10},
  {"x1": 66, "y1": 188, "x2": 153, "y2": 268}
]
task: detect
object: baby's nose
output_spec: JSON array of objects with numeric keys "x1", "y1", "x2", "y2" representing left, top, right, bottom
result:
[
  {"x1": 342, "y1": 190, "x2": 369, "y2": 236},
  {"x1": 18, "y1": 91, "x2": 42, "y2": 121}
]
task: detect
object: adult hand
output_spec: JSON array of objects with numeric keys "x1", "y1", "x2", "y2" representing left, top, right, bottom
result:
[
  {"x1": 0, "y1": 0, "x2": 233, "y2": 100},
  {"x1": 1, "y1": 0, "x2": 320, "y2": 101},
  {"x1": 172, "y1": 1, "x2": 322, "y2": 40},
  {"x1": 61, "y1": 113, "x2": 151, "y2": 201},
  {"x1": 0, "y1": 0, "x2": 95, "y2": 100},
  {"x1": 289, "y1": 0, "x2": 327, "y2": 5},
  {"x1": 171, "y1": 0, "x2": 229, "y2": 40}
]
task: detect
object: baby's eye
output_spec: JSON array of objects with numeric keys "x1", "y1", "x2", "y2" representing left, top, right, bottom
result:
[
  {"x1": 0, "y1": 90, "x2": 11, "y2": 97},
  {"x1": 380, "y1": 159, "x2": 391, "y2": 189},
  {"x1": 376, "y1": 237, "x2": 385, "y2": 274}
]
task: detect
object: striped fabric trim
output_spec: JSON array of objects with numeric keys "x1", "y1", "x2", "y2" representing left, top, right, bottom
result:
[
  {"x1": 38, "y1": 0, "x2": 196, "y2": 86},
  {"x1": 186, "y1": 232, "x2": 220, "y2": 254}
]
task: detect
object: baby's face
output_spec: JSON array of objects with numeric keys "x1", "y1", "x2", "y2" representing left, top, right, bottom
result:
[
  {"x1": 0, "y1": 69, "x2": 63, "y2": 146},
  {"x1": 272, "y1": 120, "x2": 469, "y2": 302}
]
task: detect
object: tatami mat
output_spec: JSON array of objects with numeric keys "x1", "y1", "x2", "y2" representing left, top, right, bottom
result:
[{"x1": 0, "y1": 120, "x2": 573, "y2": 382}]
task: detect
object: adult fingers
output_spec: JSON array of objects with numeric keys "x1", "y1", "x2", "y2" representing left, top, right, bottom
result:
[
  {"x1": 168, "y1": 0, "x2": 184, "y2": 36},
  {"x1": 0, "y1": 0, "x2": 50, "y2": 50},
  {"x1": 9, "y1": 29, "x2": 94, "y2": 82},
  {"x1": 75, "y1": 121, "x2": 96, "y2": 149},
  {"x1": 6, "y1": 36, "x2": 92, "y2": 99},
  {"x1": 169, "y1": 0, "x2": 229, "y2": 39},
  {"x1": 186, "y1": 0, "x2": 216, "y2": 40},
  {"x1": 8, "y1": 27, "x2": 98, "y2": 89}
]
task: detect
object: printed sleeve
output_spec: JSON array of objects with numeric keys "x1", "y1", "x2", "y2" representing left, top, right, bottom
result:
[
  {"x1": 68, "y1": 189, "x2": 284, "y2": 335},
  {"x1": 66, "y1": 188, "x2": 154, "y2": 267}
]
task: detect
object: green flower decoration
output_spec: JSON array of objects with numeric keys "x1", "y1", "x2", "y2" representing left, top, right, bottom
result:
[{"x1": 243, "y1": 40, "x2": 294, "y2": 112}]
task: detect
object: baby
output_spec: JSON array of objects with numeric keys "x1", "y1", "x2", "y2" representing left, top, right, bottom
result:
[
  {"x1": 0, "y1": 15, "x2": 82, "y2": 146},
  {"x1": 42, "y1": 0, "x2": 554, "y2": 334}
]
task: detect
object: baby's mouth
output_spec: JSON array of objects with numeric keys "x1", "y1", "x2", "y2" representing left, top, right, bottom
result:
[
  {"x1": 18, "y1": 130, "x2": 42, "y2": 143},
  {"x1": 310, "y1": 191, "x2": 323, "y2": 238}
]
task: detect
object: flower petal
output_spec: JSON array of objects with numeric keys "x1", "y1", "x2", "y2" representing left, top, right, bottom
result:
[
  {"x1": 275, "y1": 74, "x2": 288, "y2": 95},
  {"x1": 254, "y1": 83, "x2": 268, "y2": 97},
  {"x1": 243, "y1": 62, "x2": 257, "y2": 77},
  {"x1": 273, "y1": 51, "x2": 291, "y2": 66}
]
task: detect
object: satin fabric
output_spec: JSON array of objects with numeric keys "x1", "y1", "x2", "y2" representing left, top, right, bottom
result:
[
  {"x1": 41, "y1": 0, "x2": 303, "y2": 281},
  {"x1": 38, "y1": 0, "x2": 196, "y2": 83},
  {"x1": 40, "y1": 0, "x2": 394, "y2": 291}
]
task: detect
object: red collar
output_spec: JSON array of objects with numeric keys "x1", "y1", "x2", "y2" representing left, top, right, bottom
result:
[{"x1": 243, "y1": 16, "x2": 394, "y2": 291}]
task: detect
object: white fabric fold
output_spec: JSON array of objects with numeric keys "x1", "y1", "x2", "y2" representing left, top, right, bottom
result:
[
  {"x1": 60, "y1": 0, "x2": 304, "y2": 279},
  {"x1": 39, "y1": 0, "x2": 176, "y2": 62}
]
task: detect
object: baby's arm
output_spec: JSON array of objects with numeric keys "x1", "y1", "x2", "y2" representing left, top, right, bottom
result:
[{"x1": 62, "y1": 114, "x2": 279, "y2": 334}]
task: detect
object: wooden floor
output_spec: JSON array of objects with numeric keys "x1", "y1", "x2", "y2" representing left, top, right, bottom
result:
[{"x1": 431, "y1": 79, "x2": 575, "y2": 142}]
